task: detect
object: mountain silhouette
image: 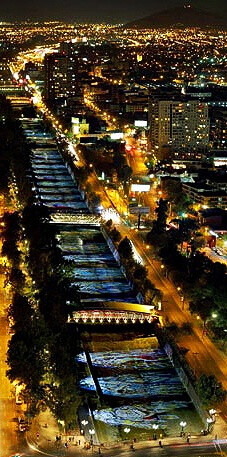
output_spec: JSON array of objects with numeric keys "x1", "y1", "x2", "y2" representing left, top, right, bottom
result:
[{"x1": 125, "y1": 5, "x2": 226, "y2": 28}]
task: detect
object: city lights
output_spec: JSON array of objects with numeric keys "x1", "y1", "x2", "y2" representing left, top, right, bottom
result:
[{"x1": 0, "y1": 10, "x2": 226, "y2": 457}]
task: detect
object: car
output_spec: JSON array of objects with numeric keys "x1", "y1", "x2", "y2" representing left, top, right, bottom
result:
[
  {"x1": 18, "y1": 418, "x2": 28, "y2": 432},
  {"x1": 19, "y1": 423, "x2": 26, "y2": 432}
]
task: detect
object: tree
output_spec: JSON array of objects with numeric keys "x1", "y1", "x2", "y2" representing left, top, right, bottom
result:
[
  {"x1": 8, "y1": 293, "x2": 32, "y2": 331},
  {"x1": 7, "y1": 315, "x2": 49, "y2": 394},
  {"x1": 155, "y1": 198, "x2": 168, "y2": 232},
  {"x1": 196, "y1": 374, "x2": 226, "y2": 406},
  {"x1": 7, "y1": 267, "x2": 25, "y2": 292},
  {"x1": 162, "y1": 178, "x2": 191, "y2": 215},
  {"x1": 133, "y1": 264, "x2": 147, "y2": 282},
  {"x1": 110, "y1": 227, "x2": 121, "y2": 243},
  {"x1": 105, "y1": 219, "x2": 112, "y2": 230},
  {"x1": 1, "y1": 239, "x2": 20, "y2": 266},
  {"x1": 118, "y1": 236, "x2": 133, "y2": 259},
  {"x1": 1, "y1": 212, "x2": 21, "y2": 243},
  {"x1": 119, "y1": 164, "x2": 132, "y2": 183},
  {"x1": 177, "y1": 218, "x2": 197, "y2": 246},
  {"x1": 189, "y1": 296, "x2": 214, "y2": 326}
]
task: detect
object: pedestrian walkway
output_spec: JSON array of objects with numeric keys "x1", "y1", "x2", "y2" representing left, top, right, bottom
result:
[
  {"x1": 26, "y1": 407, "x2": 227, "y2": 456},
  {"x1": 27, "y1": 408, "x2": 88, "y2": 455}
]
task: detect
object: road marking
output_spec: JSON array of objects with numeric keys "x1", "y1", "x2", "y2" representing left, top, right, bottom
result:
[{"x1": 27, "y1": 439, "x2": 57, "y2": 457}]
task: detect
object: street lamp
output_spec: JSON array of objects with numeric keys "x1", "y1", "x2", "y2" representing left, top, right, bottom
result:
[
  {"x1": 209, "y1": 409, "x2": 216, "y2": 422},
  {"x1": 124, "y1": 427, "x2": 131, "y2": 435},
  {"x1": 209, "y1": 409, "x2": 216, "y2": 416},
  {"x1": 81, "y1": 420, "x2": 88, "y2": 427},
  {"x1": 161, "y1": 264, "x2": 168, "y2": 278},
  {"x1": 206, "y1": 418, "x2": 213, "y2": 433},
  {"x1": 89, "y1": 429, "x2": 95, "y2": 447},
  {"x1": 177, "y1": 286, "x2": 185, "y2": 309},
  {"x1": 80, "y1": 419, "x2": 88, "y2": 436},
  {"x1": 180, "y1": 421, "x2": 187, "y2": 436},
  {"x1": 152, "y1": 424, "x2": 158, "y2": 440}
]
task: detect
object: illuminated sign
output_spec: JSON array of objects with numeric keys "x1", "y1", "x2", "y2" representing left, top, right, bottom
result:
[
  {"x1": 134, "y1": 120, "x2": 147, "y2": 128},
  {"x1": 110, "y1": 132, "x2": 124, "y2": 140},
  {"x1": 131, "y1": 184, "x2": 150, "y2": 192},
  {"x1": 129, "y1": 206, "x2": 150, "y2": 214}
]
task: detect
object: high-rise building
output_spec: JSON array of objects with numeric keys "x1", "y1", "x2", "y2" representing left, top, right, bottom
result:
[
  {"x1": 148, "y1": 98, "x2": 210, "y2": 158},
  {"x1": 210, "y1": 107, "x2": 227, "y2": 149},
  {"x1": 44, "y1": 51, "x2": 78, "y2": 102}
]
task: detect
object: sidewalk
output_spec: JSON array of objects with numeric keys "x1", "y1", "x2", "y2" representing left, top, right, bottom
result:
[
  {"x1": 26, "y1": 408, "x2": 88, "y2": 455},
  {"x1": 26, "y1": 407, "x2": 227, "y2": 456}
]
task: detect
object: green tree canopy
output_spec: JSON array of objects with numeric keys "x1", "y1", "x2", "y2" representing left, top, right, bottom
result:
[{"x1": 196, "y1": 374, "x2": 226, "y2": 406}]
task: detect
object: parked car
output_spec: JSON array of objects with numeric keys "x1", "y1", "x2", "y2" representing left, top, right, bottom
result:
[{"x1": 18, "y1": 417, "x2": 28, "y2": 432}]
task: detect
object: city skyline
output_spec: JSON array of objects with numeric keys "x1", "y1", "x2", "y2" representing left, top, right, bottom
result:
[
  {"x1": 1, "y1": 0, "x2": 227, "y2": 23},
  {"x1": 0, "y1": 6, "x2": 227, "y2": 456}
]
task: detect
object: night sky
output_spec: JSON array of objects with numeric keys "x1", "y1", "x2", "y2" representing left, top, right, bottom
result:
[{"x1": 1, "y1": 0, "x2": 227, "y2": 23}]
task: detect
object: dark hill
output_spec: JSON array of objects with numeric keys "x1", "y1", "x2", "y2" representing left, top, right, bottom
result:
[{"x1": 125, "y1": 5, "x2": 226, "y2": 28}]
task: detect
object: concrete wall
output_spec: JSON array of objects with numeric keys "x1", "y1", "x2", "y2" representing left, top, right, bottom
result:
[{"x1": 163, "y1": 342, "x2": 209, "y2": 427}]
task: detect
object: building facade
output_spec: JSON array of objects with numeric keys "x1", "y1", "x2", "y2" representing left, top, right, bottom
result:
[
  {"x1": 149, "y1": 98, "x2": 210, "y2": 158},
  {"x1": 44, "y1": 51, "x2": 78, "y2": 101}
]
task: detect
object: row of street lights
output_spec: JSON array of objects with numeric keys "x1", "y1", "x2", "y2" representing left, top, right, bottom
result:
[
  {"x1": 81, "y1": 419, "x2": 95, "y2": 444},
  {"x1": 80, "y1": 410, "x2": 216, "y2": 449},
  {"x1": 119, "y1": 412, "x2": 216, "y2": 440}
]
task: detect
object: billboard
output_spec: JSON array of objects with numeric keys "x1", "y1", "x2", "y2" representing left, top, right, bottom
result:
[
  {"x1": 129, "y1": 206, "x2": 150, "y2": 215},
  {"x1": 131, "y1": 184, "x2": 150, "y2": 192},
  {"x1": 110, "y1": 132, "x2": 124, "y2": 140},
  {"x1": 134, "y1": 120, "x2": 147, "y2": 128}
]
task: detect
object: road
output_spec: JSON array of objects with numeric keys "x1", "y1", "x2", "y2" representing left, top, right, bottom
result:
[
  {"x1": 117, "y1": 224, "x2": 227, "y2": 425},
  {"x1": 105, "y1": 441, "x2": 227, "y2": 457},
  {"x1": 5, "y1": 64, "x2": 227, "y2": 448},
  {"x1": 69, "y1": 124, "x2": 227, "y2": 426},
  {"x1": 0, "y1": 272, "x2": 24, "y2": 457},
  {"x1": 8, "y1": 439, "x2": 227, "y2": 457}
]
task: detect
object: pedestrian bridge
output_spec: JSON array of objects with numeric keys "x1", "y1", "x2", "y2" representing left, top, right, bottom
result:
[
  {"x1": 50, "y1": 212, "x2": 100, "y2": 225},
  {"x1": 67, "y1": 309, "x2": 160, "y2": 325}
]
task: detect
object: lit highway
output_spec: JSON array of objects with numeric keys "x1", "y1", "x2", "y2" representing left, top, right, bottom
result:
[
  {"x1": 117, "y1": 224, "x2": 227, "y2": 424},
  {"x1": 0, "y1": 272, "x2": 23, "y2": 457},
  {"x1": 105, "y1": 440, "x2": 227, "y2": 457},
  {"x1": 7, "y1": 438, "x2": 227, "y2": 457},
  {"x1": 2, "y1": 35, "x2": 226, "y2": 455},
  {"x1": 22, "y1": 67, "x2": 227, "y2": 426}
]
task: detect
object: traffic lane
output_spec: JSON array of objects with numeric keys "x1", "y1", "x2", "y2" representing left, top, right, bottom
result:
[
  {"x1": 17, "y1": 439, "x2": 227, "y2": 457},
  {"x1": 119, "y1": 225, "x2": 193, "y2": 324},
  {"x1": 106, "y1": 441, "x2": 227, "y2": 457},
  {"x1": 119, "y1": 225, "x2": 227, "y2": 415},
  {"x1": 185, "y1": 332, "x2": 227, "y2": 388},
  {"x1": 128, "y1": 230, "x2": 188, "y2": 315},
  {"x1": 0, "y1": 276, "x2": 22, "y2": 457},
  {"x1": 166, "y1": 440, "x2": 227, "y2": 456}
]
